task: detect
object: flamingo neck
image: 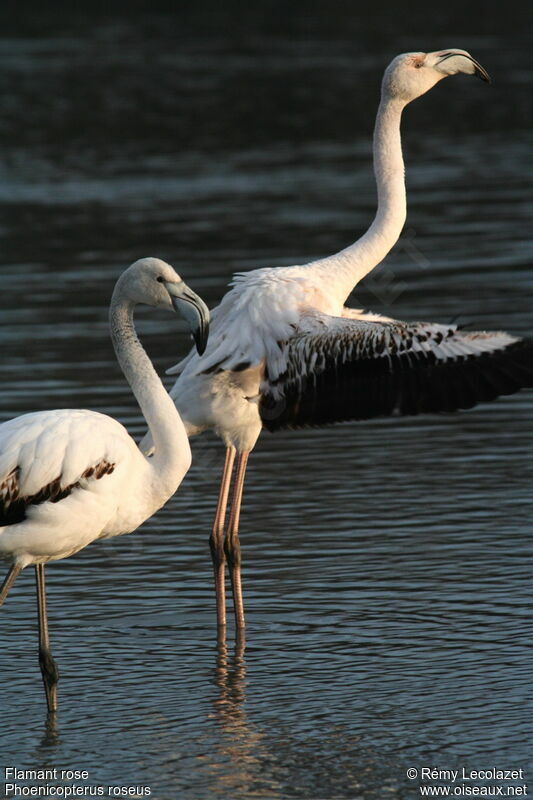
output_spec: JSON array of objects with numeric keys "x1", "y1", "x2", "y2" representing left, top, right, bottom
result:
[
  {"x1": 309, "y1": 95, "x2": 407, "y2": 304},
  {"x1": 109, "y1": 293, "x2": 191, "y2": 487}
]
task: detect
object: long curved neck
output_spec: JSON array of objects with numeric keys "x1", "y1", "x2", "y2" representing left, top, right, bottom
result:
[
  {"x1": 109, "y1": 290, "x2": 191, "y2": 485},
  {"x1": 308, "y1": 95, "x2": 407, "y2": 303}
]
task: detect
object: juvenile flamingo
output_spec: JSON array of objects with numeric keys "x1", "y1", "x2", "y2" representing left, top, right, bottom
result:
[
  {"x1": 0, "y1": 257, "x2": 209, "y2": 711},
  {"x1": 148, "y1": 49, "x2": 532, "y2": 629}
]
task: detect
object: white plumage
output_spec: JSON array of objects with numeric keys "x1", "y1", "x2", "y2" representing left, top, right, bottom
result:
[
  {"x1": 169, "y1": 272, "x2": 530, "y2": 438},
  {"x1": 0, "y1": 257, "x2": 210, "y2": 712},
  {"x1": 0, "y1": 410, "x2": 147, "y2": 564},
  {"x1": 156, "y1": 49, "x2": 531, "y2": 631}
]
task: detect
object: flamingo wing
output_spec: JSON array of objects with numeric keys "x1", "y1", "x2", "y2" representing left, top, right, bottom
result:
[
  {"x1": 259, "y1": 311, "x2": 533, "y2": 430},
  {"x1": 0, "y1": 409, "x2": 134, "y2": 526}
]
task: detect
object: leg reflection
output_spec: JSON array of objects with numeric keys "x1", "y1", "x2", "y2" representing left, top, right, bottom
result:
[
  {"x1": 215, "y1": 627, "x2": 246, "y2": 712},
  {"x1": 207, "y1": 631, "x2": 272, "y2": 797}
]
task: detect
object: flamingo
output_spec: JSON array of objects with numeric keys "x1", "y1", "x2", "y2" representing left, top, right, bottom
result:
[
  {"x1": 150, "y1": 49, "x2": 533, "y2": 629},
  {"x1": 0, "y1": 257, "x2": 210, "y2": 712}
]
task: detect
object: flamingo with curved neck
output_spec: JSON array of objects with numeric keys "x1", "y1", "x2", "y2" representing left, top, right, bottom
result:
[{"x1": 0, "y1": 257, "x2": 209, "y2": 711}]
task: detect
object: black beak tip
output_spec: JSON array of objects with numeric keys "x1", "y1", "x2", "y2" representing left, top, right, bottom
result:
[
  {"x1": 474, "y1": 66, "x2": 491, "y2": 84},
  {"x1": 194, "y1": 327, "x2": 208, "y2": 356}
]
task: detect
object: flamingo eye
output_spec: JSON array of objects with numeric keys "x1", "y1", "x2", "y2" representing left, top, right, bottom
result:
[
  {"x1": 415, "y1": 62, "x2": 422, "y2": 69},
  {"x1": 156, "y1": 276, "x2": 164, "y2": 283}
]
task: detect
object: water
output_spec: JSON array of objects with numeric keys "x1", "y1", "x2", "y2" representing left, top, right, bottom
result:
[{"x1": 0, "y1": 7, "x2": 532, "y2": 799}]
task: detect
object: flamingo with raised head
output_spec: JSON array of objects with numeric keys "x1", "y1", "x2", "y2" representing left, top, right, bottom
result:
[
  {"x1": 0, "y1": 257, "x2": 209, "y2": 712},
  {"x1": 152, "y1": 49, "x2": 532, "y2": 629}
]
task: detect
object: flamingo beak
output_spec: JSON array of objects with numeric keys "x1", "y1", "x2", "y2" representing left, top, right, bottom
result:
[
  {"x1": 434, "y1": 50, "x2": 491, "y2": 83},
  {"x1": 166, "y1": 282, "x2": 210, "y2": 355}
]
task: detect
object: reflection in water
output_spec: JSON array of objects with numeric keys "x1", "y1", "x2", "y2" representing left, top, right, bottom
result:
[
  {"x1": 214, "y1": 628, "x2": 247, "y2": 712},
  {"x1": 38, "y1": 713, "x2": 60, "y2": 750},
  {"x1": 208, "y1": 629, "x2": 268, "y2": 798}
]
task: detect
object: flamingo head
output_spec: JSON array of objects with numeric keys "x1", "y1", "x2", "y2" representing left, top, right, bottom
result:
[
  {"x1": 120, "y1": 257, "x2": 210, "y2": 355},
  {"x1": 382, "y1": 49, "x2": 490, "y2": 103}
]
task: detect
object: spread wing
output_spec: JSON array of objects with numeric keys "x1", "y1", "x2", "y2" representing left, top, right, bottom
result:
[{"x1": 259, "y1": 313, "x2": 533, "y2": 431}]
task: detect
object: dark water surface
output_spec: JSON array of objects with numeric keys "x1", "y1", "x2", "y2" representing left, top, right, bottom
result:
[{"x1": 0, "y1": 6, "x2": 531, "y2": 800}]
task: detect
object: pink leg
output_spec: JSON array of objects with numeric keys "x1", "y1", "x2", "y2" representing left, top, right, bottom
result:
[
  {"x1": 210, "y1": 447, "x2": 236, "y2": 627},
  {"x1": 224, "y1": 451, "x2": 250, "y2": 629}
]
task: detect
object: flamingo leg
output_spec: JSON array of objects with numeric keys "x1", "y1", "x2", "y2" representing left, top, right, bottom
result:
[
  {"x1": 210, "y1": 446, "x2": 236, "y2": 627},
  {"x1": 0, "y1": 563, "x2": 22, "y2": 606},
  {"x1": 35, "y1": 564, "x2": 58, "y2": 713},
  {"x1": 224, "y1": 450, "x2": 249, "y2": 629}
]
